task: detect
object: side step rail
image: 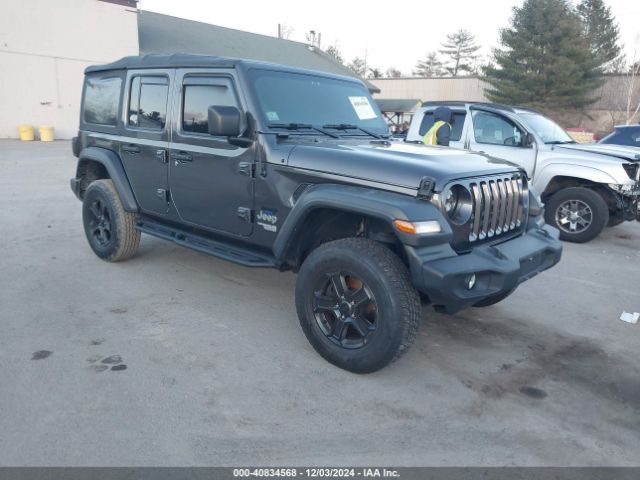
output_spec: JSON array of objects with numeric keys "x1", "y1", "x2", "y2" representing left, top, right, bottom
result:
[{"x1": 136, "y1": 219, "x2": 278, "y2": 268}]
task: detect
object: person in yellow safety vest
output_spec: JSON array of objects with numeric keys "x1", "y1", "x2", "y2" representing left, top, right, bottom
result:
[{"x1": 423, "y1": 106, "x2": 454, "y2": 146}]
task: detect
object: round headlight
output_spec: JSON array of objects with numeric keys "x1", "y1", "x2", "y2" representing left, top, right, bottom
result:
[
  {"x1": 444, "y1": 185, "x2": 473, "y2": 224},
  {"x1": 444, "y1": 189, "x2": 457, "y2": 213}
]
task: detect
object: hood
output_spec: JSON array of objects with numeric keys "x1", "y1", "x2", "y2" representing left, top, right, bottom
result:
[
  {"x1": 287, "y1": 140, "x2": 521, "y2": 191},
  {"x1": 557, "y1": 143, "x2": 640, "y2": 162}
]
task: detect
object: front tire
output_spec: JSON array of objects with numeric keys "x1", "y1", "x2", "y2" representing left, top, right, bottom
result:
[
  {"x1": 544, "y1": 187, "x2": 609, "y2": 243},
  {"x1": 82, "y1": 179, "x2": 140, "y2": 262},
  {"x1": 295, "y1": 238, "x2": 421, "y2": 373}
]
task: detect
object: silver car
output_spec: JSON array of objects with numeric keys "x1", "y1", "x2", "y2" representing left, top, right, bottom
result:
[{"x1": 406, "y1": 102, "x2": 640, "y2": 242}]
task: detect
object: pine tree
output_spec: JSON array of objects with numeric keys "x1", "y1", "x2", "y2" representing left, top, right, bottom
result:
[
  {"x1": 485, "y1": 0, "x2": 603, "y2": 109},
  {"x1": 439, "y1": 30, "x2": 481, "y2": 76},
  {"x1": 576, "y1": 0, "x2": 622, "y2": 72},
  {"x1": 413, "y1": 52, "x2": 445, "y2": 77}
]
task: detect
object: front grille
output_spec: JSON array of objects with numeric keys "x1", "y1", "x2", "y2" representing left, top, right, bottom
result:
[{"x1": 468, "y1": 175, "x2": 527, "y2": 242}]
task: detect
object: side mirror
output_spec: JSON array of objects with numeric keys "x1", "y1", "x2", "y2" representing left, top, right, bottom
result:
[
  {"x1": 207, "y1": 105, "x2": 241, "y2": 137},
  {"x1": 523, "y1": 132, "x2": 535, "y2": 147}
]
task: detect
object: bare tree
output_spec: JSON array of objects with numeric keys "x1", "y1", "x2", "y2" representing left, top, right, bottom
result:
[
  {"x1": 325, "y1": 42, "x2": 344, "y2": 65},
  {"x1": 623, "y1": 48, "x2": 640, "y2": 124},
  {"x1": 385, "y1": 67, "x2": 402, "y2": 78},
  {"x1": 596, "y1": 50, "x2": 640, "y2": 130},
  {"x1": 367, "y1": 68, "x2": 383, "y2": 79},
  {"x1": 347, "y1": 57, "x2": 367, "y2": 77}
]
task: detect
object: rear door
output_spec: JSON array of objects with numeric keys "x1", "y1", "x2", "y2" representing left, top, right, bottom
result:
[
  {"x1": 120, "y1": 70, "x2": 173, "y2": 215},
  {"x1": 168, "y1": 69, "x2": 255, "y2": 236},
  {"x1": 467, "y1": 108, "x2": 537, "y2": 176}
]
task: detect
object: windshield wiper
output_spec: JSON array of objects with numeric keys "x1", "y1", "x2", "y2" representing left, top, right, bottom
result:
[
  {"x1": 545, "y1": 140, "x2": 576, "y2": 145},
  {"x1": 322, "y1": 123, "x2": 384, "y2": 139},
  {"x1": 267, "y1": 123, "x2": 339, "y2": 138}
]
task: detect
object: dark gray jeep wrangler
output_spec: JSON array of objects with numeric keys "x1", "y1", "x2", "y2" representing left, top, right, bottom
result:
[{"x1": 71, "y1": 54, "x2": 562, "y2": 373}]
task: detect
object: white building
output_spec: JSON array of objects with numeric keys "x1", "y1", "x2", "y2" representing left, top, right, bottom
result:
[{"x1": 0, "y1": 0, "x2": 139, "y2": 139}]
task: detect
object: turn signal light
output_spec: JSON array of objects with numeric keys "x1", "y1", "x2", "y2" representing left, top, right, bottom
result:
[{"x1": 393, "y1": 220, "x2": 442, "y2": 235}]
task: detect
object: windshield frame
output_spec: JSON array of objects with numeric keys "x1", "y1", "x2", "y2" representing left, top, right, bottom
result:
[
  {"x1": 518, "y1": 112, "x2": 575, "y2": 145},
  {"x1": 244, "y1": 67, "x2": 389, "y2": 137}
]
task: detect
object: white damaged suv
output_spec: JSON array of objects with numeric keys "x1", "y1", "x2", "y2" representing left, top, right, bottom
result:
[{"x1": 406, "y1": 102, "x2": 640, "y2": 242}]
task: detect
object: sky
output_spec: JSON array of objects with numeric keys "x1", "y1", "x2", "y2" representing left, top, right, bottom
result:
[{"x1": 140, "y1": 0, "x2": 640, "y2": 75}]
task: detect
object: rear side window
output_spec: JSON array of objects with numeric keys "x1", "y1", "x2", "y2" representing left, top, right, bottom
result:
[
  {"x1": 182, "y1": 78, "x2": 237, "y2": 134},
  {"x1": 419, "y1": 111, "x2": 466, "y2": 141},
  {"x1": 127, "y1": 76, "x2": 169, "y2": 130},
  {"x1": 83, "y1": 76, "x2": 122, "y2": 126}
]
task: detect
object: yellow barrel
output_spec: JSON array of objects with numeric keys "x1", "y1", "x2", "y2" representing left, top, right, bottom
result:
[
  {"x1": 18, "y1": 125, "x2": 35, "y2": 141},
  {"x1": 39, "y1": 126, "x2": 55, "y2": 142}
]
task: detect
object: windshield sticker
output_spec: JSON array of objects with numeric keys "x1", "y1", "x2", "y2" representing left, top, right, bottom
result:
[
  {"x1": 348, "y1": 96, "x2": 377, "y2": 120},
  {"x1": 266, "y1": 111, "x2": 279, "y2": 121}
]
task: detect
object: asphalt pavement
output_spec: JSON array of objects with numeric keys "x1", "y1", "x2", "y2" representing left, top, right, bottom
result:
[{"x1": 0, "y1": 140, "x2": 638, "y2": 466}]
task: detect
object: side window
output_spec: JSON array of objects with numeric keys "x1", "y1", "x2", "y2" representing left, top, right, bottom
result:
[
  {"x1": 83, "y1": 76, "x2": 122, "y2": 126},
  {"x1": 616, "y1": 130, "x2": 640, "y2": 147},
  {"x1": 418, "y1": 112, "x2": 435, "y2": 136},
  {"x1": 472, "y1": 111, "x2": 523, "y2": 147},
  {"x1": 182, "y1": 77, "x2": 238, "y2": 135},
  {"x1": 418, "y1": 110, "x2": 466, "y2": 141},
  {"x1": 127, "y1": 76, "x2": 169, "y2": 130},
  {"x1": 602, "y1": 133, "x2": 622, "y2": 145}
]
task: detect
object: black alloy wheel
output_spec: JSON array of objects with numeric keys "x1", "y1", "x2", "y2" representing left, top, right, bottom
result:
[
  {"x1": 313, "y1": 272, "x2": 378, "y2": 349},
  {"x1": 86, "y1": 197, "x2": 113, "y2": 248}
]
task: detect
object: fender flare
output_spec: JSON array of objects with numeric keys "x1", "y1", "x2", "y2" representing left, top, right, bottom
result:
[
  {"x1": 534, "y1": 163, "x2": 618, "y2": 195},
  {"x1": 272, "y1": 183, "x2": 452, "y2": 261},
  {"x1": 77, "y1": 147, "x2": 139, "y2": 212}
]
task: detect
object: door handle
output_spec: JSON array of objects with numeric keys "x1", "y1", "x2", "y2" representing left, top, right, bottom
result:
[
  {"x1": 122, "y1": 144, "x2": 141, "y2": 154},
  {"x1": 155, "y1": 149, "x2": 167, "y2": 164},
  {"x1": 170, "y1": 152, "x2": 193, "y2": 163}
]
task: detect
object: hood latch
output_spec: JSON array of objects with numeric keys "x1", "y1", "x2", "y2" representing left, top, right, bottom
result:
[{"x1": 417, "y1": 176, "x2": 436, "y2": 199}]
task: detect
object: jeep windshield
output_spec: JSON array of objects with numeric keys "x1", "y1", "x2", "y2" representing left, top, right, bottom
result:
[
  {"x1": 248, "y1": 69, "x2": 389, "y2": 137},
  {"x1": 519, "y1": 112, "x2": 575, "y2": 145}
]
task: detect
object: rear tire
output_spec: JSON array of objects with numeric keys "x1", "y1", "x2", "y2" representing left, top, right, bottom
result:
[
  {"x1": 82, "y1": 179, "x2": 140, "y2": 262},
  {"x1": 295, "y1": 238, "x2": 421, "y2": 373},
  {"x1": 544, "y1": 187, "x2": 608, "y2": 243}
]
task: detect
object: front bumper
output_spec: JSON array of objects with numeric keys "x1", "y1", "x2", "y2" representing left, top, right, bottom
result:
[
  {"x1": 406, "y1": 224, "x2": 562, "y2": 314},
  {"x1": 609, "y1": 188, "x2": 640, "y2": 223},
  {"x1": 70, "y1": 177, "x2": 81, "y2": 200}
]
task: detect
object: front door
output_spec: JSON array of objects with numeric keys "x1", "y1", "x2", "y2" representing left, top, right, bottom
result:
[
  {"x1": 119, "y1": 70, "x2": 173, "y2": 215},
  {"x1": 169, "y1": 70, "x2": 254, "y2": 236},
  {"x1": 467, "y1": 109, "x2": 536, "y2": 176}
]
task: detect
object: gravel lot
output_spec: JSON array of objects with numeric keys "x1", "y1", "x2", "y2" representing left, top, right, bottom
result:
[{"x1": 1, "y1": 139, "x2": 639, "y2": 466}]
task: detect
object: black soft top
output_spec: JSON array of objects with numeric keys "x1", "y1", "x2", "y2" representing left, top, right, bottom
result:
[
  {"x1": 85, "y1": 53, "x2": 237, "y2": 73},
  {"x1": 84, "y1": 54, "x2": 360, "y2": 86}
]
